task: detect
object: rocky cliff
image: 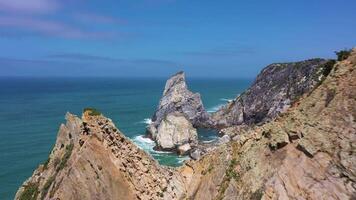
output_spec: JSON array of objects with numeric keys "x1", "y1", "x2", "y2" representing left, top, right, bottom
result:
[
  {"x1": 212, "y1": 58, "x2": 335, "y2": 128},
  {"x1": 147, "y1": 71, "x2": 210, "y2": 151},
  {"x1": 178, "y1": 48, "x2": 356, "y2": 199},
  {"x1": 15, "y1": 109, "x2": 186, "y2": 200},
  {"x1": 16, "y1": 49, "x2": 356, "y2": 200}
]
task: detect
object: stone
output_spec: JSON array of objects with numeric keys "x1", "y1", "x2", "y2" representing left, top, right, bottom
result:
[
  {"x1": 190, "y1": 148, "x2": 203, "y2": 160},
  {"x1": 177, "y1": 143, "x2": 192, "y2": 155},
  {"x1": 218, "y1": 135, "x2": 231, "y2": 144},
  {"x1": 156, "y1": 112, "x2": 197, "y2": 150}
]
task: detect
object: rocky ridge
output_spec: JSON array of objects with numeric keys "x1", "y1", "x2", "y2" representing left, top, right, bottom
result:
[
  {"x1": 212, "y1": 58, "x2": 335, "y2": 128},
  {"x1": 15, "y1": 110, "x2": 186, "y2": 200},
  {"x1": 179, "y1": 48, "x2": 356, "y2": 199}
]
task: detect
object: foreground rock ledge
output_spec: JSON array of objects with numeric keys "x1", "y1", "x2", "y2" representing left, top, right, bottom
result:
[{"x1": 15, "y1": 110, "x2": 186, "y2": 200}]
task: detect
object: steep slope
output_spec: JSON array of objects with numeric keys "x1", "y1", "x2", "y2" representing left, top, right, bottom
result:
[
  {"x1": 15, "y1": 110, "x2": 185, "y2": 200},
  {"x1": 212, "y1": 58, "x2": 334, "y2": 128},
  {"x1": 179, "y1": 49, "x2": 356, "y2": 199}
]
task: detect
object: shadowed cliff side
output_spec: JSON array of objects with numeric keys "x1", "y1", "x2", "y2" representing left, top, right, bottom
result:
[{"x1": 212, "y1": 58, "x2": 335, "y2": 128}]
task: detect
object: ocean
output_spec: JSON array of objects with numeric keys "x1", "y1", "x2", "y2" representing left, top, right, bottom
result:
[{"x1": 0, "y1": 77, "x2": 251, "y2": 199}]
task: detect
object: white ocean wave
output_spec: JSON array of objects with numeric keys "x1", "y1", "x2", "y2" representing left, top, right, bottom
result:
[
  {"x1": 132, "y1": 135, "x2": 155, "y2": 151},
  {"x1": 177, "y1": 156, "x2": 190, "y2": 163},
  {"x1": 220, "y1": 98, "x2": 234, "y2": 102},
  {"x1": 137, "y1": 118, "x2": 152, "y2": 125},
  {"x1": 207, "y1": 104, "x2": 224, "y2": 113},
  {"x1": 132, "y1": 135, "x2": 171, "y2": 154},
  {"x1": 201, "y1": 139, "x2": 217, "y2": 143}
]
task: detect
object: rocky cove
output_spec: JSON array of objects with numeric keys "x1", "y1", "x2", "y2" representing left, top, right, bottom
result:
[{"x1": 15, "y1": 48, "x2": 356, "y2": 200}]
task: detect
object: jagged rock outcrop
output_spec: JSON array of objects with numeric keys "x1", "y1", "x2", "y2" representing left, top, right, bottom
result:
[
  {"x1": 212, "y1": 58, "x2": 335, "y2": 128},
  {"x1": 147, "y1": 71, "x2": 210, "y2": 150},
  {"x1": 179, "y1": 48, "x2": 356, "y2": 199},
  {"x1": 15, "y1": 110, "x2": 186, "y2": 200}
]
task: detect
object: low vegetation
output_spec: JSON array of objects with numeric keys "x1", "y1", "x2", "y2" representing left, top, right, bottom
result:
[
  {"x1": 19, "y1": 182, "x2": 39, "y2": 200},
  {"x1": 335, "y1": 49, "x2": 352, "y2": 61},
  {"x1": 84, "y1": 107, "x2": 102, "y2": 116},
  {"x1": 216, "y1": 158, "x2": 239, "y2": 200},
  {"x1": 57, "y1": 143, "x2": 74, "y2": 172},
  {"x1": 41, "y1": 175, "x2": 56, "y2": 200}
]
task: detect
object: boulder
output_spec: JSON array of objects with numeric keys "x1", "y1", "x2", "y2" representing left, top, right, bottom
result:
[
  {"x1": 177, "y1": 143, "x2": 192, "y2": 155},
  {"x1": 156, "y1": 112, "x2": 197, "y2": 150},
  {"x1": 190, "y1": 148, "x2": 203, "y2": 160}
]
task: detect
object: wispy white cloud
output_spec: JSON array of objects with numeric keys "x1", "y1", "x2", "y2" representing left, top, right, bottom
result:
[
  {"x1": 0, "y1": 0, "x2": 59, "y2": 14},
  {"x1": 0, "y1": 0, "x2": 128, "y2": 40},
  {"x1": 73, "y1": 13, "x2": 127, "y2": 25},
  {"x1": 0, "y1": 16, "x2": 118, "y2": 39},
  {"x1": 46, "y1": 53, "x2": 177, "y2": 66},
  {"x1": 47, "y1": 53, "x2": 124, "y2": 61}
]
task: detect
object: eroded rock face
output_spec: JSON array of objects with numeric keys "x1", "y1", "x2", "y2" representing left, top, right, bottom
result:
[
  {"x1": 15, "y1": 110, "x2": 186, "y2": 200},
  {"x1": 147, "y1": 71, "x2": 211, "y2": 140},
  {"x1": 179, "y1": 48, "x2": 356, "y2": 199},
  {"x1": 212, "y1": 58, "x2": 334, "y2": 128},
  {"x1": 156, "y1": 112, "x2": 197, "y2": 151}
]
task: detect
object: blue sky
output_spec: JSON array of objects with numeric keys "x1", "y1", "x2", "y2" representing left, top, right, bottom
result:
[{"x1": 0, "y1": 0, "x2": 355, "y2": 78}]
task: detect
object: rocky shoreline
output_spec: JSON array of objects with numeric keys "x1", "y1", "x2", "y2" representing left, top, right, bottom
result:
[{"x1": 15, "y1": 48, "x2": 356, "y2": 200}]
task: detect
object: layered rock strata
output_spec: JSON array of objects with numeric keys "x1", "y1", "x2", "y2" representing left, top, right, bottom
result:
[{"x1": 15, "y1": 110, "x2": 186, "y2": 200}]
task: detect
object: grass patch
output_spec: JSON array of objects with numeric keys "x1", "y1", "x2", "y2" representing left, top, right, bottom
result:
[
  {"x1": 19, "y1": 182, "x2": 39, "y2": 200},
  {"x1": 226, "y1": 158, "x2": 239, "y2": 179},
  {"x1": 250, "y1": 188, "x2": 264, "y2": 200},
  {"x1": 201, "y1": 164, "x2": 214, "y2": 175},
  {"x1": 83, "y1": 107, "x2": 101, "y2": 116},
  {"x1": 56, "y1": 143, "x2": 74, "y2": 172},
  {"x1": 41, "y1": 175, "x2": 56, "y2": 200},
  {"x1": 216, "y1": 158, "x2": 240, "y2": 200}
]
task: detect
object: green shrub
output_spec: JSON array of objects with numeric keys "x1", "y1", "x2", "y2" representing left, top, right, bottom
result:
[
  {"x1": 335, "y1": 49, "x2": 352, "y2": 61},
  {"x1": 43, "y1": 157, "x2": 50, "y2": 169},
  {"x1": 321, "y1": 60, "x2": 336, "y2": 77},
  {"x1": 57, "y1": 143, "x2": 74, "y2": 172},
  {"x1": 19, "y1": 182, "x2": 39, "y2": 200},
  {"x1": 83, "y1": 107, "x2": 101, "y2": 116},
  {"x1": 41, "y1": 175, "x2": 56, "y2": 200}
]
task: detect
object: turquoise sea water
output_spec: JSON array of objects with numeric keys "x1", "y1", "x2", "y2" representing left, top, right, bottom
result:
[{"x1": 0, "y1": 77, "x2": 251, "y2": 199}]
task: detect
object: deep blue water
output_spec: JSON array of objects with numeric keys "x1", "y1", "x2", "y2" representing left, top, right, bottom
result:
[{"x1": 0, "y1": 77, "x2": 251, "y2": 199}]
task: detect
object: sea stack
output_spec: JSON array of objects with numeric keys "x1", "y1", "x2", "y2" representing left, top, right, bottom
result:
[{"x1": 147, "y1": 71, "x2": 210, "y2": 153}]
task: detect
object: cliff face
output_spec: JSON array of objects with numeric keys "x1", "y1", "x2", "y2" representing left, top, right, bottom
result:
[
  {"x1": 15, "y1": 110, "x2": 186, "y2": 200},
  {"x1": 147, "y1": 71, "x2": 210, "y2": 151},
  {"x1": 16, "y1": 49, "x2": 356, "y2": 200},
  {"x1": 180, "y1": 49, "x2": 356, "y2": 199},
  {"x1": 212, "y1": 58, "x2": 334, "y2": 128}
]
